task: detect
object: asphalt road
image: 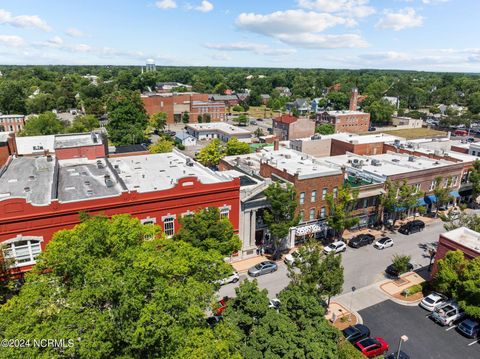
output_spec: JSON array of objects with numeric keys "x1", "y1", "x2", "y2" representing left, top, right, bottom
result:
[
  {"x1": 218, "y1": 220, "x2": 445, "y2": 299},
  {"x1": 359, "y1": 300, "x2": 479, "y2": 359}
]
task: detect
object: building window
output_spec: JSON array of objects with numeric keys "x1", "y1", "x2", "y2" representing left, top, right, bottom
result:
[
  {"x1": 322, "y1": 188, "x2": 327, "y2": 200},
  {"x1": 3, "y1": 236, "x2": 42, "y2": 267},
  {"x1": 320, "y1": 207, "x2": 326, "y2": 218},
  {"x1": 299, "y1": 210, "x2": 304, "y2": 222},
  {"x1": 429, "y1": 181, "x2": 435, "y2": 191},
  {"x1": 452, "y1": 176, "x2": 458, "y2": 186},
  {"x1": 443, "y1": 178, "x2": 449, "y2": 188},
  {"x1": 300, "y1": 192, "x2": 305, "y2": 204},
  {"x1": 333, "y1": 187, "x2": 338, "y2": 199},
  {"x1": 141, "y1": 217, "x2": 156, "y2": 225},
  {"x1": 311, "y1": 190, "x2": 317, "y2": 203},
  {"x1": 414, "y1": 183, "x2": 421, "y2": 192},
  {"x1": 163, "y1": 217, "x2": 175, "y2": 237},
  {"x1": 309, "y1": 208, "x2": 315, "y2": 220},
  {"x1": 220, "y1": 207, "x2": 230, "y2": 219}
]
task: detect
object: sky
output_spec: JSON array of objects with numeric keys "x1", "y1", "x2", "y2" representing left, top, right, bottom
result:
[{"x1": 0, "y1": 0, "x2": 479, "y2": 72}]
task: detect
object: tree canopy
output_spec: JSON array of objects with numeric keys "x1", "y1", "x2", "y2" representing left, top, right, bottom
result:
[
  {"x1": 19, "y1": 112, "x2": 65, "y2": 136},
  {"x1": 326, "y1": 185, "x2": 359, "y2": 238}
]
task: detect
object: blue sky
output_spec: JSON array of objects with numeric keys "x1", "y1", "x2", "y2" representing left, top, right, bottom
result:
[{"x1": 0, "y1": 0, "x2": 478, "y2": 72}]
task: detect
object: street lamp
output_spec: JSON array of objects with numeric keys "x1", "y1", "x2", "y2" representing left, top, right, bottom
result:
[{"x1": 396, "y1": 335, "x2": 408, "y2": 359}]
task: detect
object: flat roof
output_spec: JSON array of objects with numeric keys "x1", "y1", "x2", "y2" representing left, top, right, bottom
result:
[
  {"x1": 442, "y1": 227, "x2": 480, "y2": 253},
  {"x1": 57, "y1": 158, "x2": 123, "y2": 202},
  {"x1": 292, "y1": 132, "x2": 403, "y2": 144},
  {"x1": 326, "y1": 110, "x2": 367, "y2": 116},
  {"x1": 0, "y1": 156, "x2": 55, "y2": 205},
  {"x1": 186, "y1": 122, "x2": 251, "y2": 135},
  {"x1": 54, "y1": 133, "x2": 103, "y2": 149},
  {"x1": 16, "y1": 135, "x2": 55, "y2": 155},
  {"x1": 110, "y1": 150, "x2": 232, "y2": 193}
]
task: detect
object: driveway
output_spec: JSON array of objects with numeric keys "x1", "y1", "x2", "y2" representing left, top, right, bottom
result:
[{"x1": 359, "y1": 300, "x2": 479, "y2": 359}]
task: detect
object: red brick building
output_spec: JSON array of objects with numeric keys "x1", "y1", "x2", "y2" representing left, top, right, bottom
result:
[
  {"x1": 0, "y1": 143, "x2": 240, "y2": 274},
  {"x1": 431, "y1": 227, "x2": 480, "y2": 276},
  {"x1": 272, "y1": 114, "x2": 315, "y2": 140},
  {"x1": 0, "y1": 115, "x2": 25, "y2": 133},
  {"x1": 0, "y1": 132, "x2": 16, "y2": 167},
  {"x1": 141, "y1": 93, "x2": 226, "y2": 123}
]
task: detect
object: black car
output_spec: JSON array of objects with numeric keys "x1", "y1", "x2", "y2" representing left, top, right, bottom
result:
[
  {"x1": 385, "y1": 263, "x2": 414, "y2": 277},
  {"x1": 398, "y1": 220, "x2": 425, "y2": 235},
  {"x1": 206, "y1": 315, "x2": 223, "y2": 328},
  {"x1": 342, "y1": 324, "x2": 370, "y2": 344},
  {"x1": 386, "y1": 351, "x2": 410, "y2": 359},
  {"x1": 348, "y1": 234, "x2": 375, "y2": 248}
]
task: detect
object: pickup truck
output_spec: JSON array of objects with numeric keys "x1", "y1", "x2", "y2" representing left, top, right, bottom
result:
[{"x1": 430, "y1": 302, "x2": 465, "y2": 326}]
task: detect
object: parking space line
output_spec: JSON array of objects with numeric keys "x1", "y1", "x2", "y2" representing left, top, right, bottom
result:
[
  {"x1": 468, "y1": 339, "x2": 479, "y2": 346},
  {"x1": 445, "y1": 325, "x2": 457, "y2": 331}
]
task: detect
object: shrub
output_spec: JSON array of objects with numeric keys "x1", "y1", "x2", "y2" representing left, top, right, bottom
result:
[{"x1": 402, "y1": 284, "x2": 423, "y2": 297}]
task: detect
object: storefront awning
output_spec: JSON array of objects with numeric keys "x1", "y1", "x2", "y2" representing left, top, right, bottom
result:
[
  {"x1": 395, "y1": 206, "x2": 406, "y2": 212},
  {"x1": 357, "y1": 188, "x2": 386, "y2": 199},
  {"x1": 417, "y1": 198, "x2": 426, "y2": 207},
  {"x1": 295, "y1": 223, "x2": 325, "y2": 236},
  {"x1": 424, "y1": 195, "x2": 437, "y2": 205},
  {"x1": 449, "y1": 191, "x2": 460, "y2": 198}
]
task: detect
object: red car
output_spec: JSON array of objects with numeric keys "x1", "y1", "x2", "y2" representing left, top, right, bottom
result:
[
  {"x1": 355, "y1": 337, "x2": 389, "y2": 358},
  {"x1": 214, "y1": 297, "x2": 229, "y2": 315}
]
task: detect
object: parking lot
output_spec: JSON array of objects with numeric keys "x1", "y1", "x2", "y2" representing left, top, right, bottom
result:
[{"x1": 359, "y1": 300, "x2": 479, "y2": 359}]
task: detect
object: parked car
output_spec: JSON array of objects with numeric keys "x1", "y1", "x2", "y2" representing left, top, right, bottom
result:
[
  {"x1": 349, "y1": 234, "x2": 375, "y2": 248},
  {"x1": 385, "y1": 351, "x2": 410, "y2": 359},
  {"x1": 269, "y1": 298, "x2": 281, "y2": 309},
  {"x1": 456, "y1": 318, "x2": 480, "y2": 338},
  {"x1": 256, "y1": 118, "x2": 263, "y2": 121},
  {"x1": 430, "y1": 302, "x2": 465, "y2": 326},
  {"x1": 217, "y1": 272, "x2": 240, "y2": 286},
  {"x1": 454, "y1": 129, "x2": 468, "y2": 136},
  {"x1": 374, "y1": 237, "x2": 394, "y2": 250},
  {"x1": 342, "y1": 324, "x2": 370, "y2": 344},
  {"x1": 385, "y1": 262, "x2": 414, "y2": 278},
  {"x1": 323, "y1": 241, "x2": 346, "y2": 255},
  {"x1": 206, "y1": 315, "x2": 223, "y2": 327},
  {"x1": 466, "y1": 137, "x2": 475, "y2": 143},
  {"x1": 250, "y1": 120, "x2": 257, "y2": 125},
  {"x1": 248, "y1": 261, "x2": 278, "y2": 277},
  {"x1": 398, "y1": 220, "x2": 425, "y2": 235},
  {"x1": 368, "y1": 126, "x2": 376, "y2": 132},
  {"x1": 355, "y1": 337, "x2": 389, "y2": 358},
  {"x1": 419, "y1": 292, "x2": 448, "y2": 311},
  {"x1": 284, "y1": 250, "x2": 301, "y2": 266}
]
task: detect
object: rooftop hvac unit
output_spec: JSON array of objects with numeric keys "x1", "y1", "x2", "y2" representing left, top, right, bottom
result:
[
  {"x1": 393, "y1": 139, "x2": 401, "y2": 146},
  {"x1": 46, "y1": 155, "x2": 53, "y2": 162},
  {"x1": 408, "y1": 156, "x2": 416, "y2": 162},
  {"x1": 371, "y1": 159, "x2": 381, "y2": 166},
  {"x1": 186, "y1": 158, "x2": 194, "y2": 167},
  {"x1": 392, "y1": 158, "x2": 400, "y2": 162}
]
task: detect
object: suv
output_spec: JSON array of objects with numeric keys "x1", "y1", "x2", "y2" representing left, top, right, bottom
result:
[
  {"x1": 323, "y1": 241, "x2": 347, "y2": 255},
  {"x1": 342, "y1": 324, "x2": 370, "y2": 344},
  {"x1": 430, "y1": 302, "x2": 465, "y2": 326},
  {"x1": 385, "y1": 262, "x2": 414, "y2": 278},
  {"x1": 349, "y1": 234, "x2": 375, "y2": 248},
  {"x1": 456, "y1": 318, "x2": 480, "y2": 338},
  {"x1": 398, "y1": 220, "x2": 425, "y2": 235}
]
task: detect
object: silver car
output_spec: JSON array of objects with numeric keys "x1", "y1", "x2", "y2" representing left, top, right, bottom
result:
[{"x1": 248, "y1": 261, "x2": 278, "y2": 277}]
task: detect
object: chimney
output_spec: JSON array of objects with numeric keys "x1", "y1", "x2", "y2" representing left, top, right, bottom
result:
[
  {"x1": 273, "y1": 139, "x2": 279, "y2": 151},
  {"x1": 349, "y1": 87, "x2": 359, "y2": 111}
]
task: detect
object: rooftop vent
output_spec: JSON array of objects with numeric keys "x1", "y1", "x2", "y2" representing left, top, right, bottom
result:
[
  {"x1": 408, "y1": 156, "x2": 416, "y2": 162},
  {"x1": 186, "y1": 158, "x2": 194, "y2": 167},
  {"x1": 46, "y1": 155, "x2": 53, "y2": 162},
  {"x1": 24, "y1": 187, "x2": 30, "y2": 192},
  {"x1": 371, "y1": 159, "x2": 381, "y2": 166},
  {"x1": 392, "y1": 159, "x2": 400, "y2": 163},
  {"x1": 28, "y1": 175, "x2": 35, "y2": 181},
  {"x1": 86, "y1": 189, "x2": 94, "y2": 196}
]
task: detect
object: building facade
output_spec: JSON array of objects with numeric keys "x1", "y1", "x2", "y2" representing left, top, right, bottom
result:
[
  {"x1": 272, "y1": 115, "x2": 315, "y2": 140},
  {"x1": 0, "y1": 115, "x2": 25, "y2": 133}
]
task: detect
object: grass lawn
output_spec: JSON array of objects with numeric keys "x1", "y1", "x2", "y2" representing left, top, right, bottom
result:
[
  {"x1": 375, "y1": 127, "x2": 447, "y2": 139},
  {"x1": 247, "y1": 106, "x2": 277, "y2": 119}
]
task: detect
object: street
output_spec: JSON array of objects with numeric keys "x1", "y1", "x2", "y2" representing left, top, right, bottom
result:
[{"x1": 218, "y1": 220, "x2": 445, "y2": 299}]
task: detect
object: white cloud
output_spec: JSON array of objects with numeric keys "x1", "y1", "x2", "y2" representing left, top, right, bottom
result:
[
  {"x1": 422, "y1": 0, "x2": 449, "y2": 4},
  {"x1": 376, "y1": 8, "x2": 424, "y2": 31},
  {"x1": 155, "y1": 0, "x2": 177, "y2": 9},
  {"x1": 0, "y1": 9, "x2": 51, "y2": 31},
  {"x1": 210, "y1": 53, "x2": 232, "y2": 61},
  {"x1": 196, "y1": 0, "x2": 213, "y2": 13},
  {"x1": 65, "y1": 28, "x2": 84, "y2": 38},
  {"x1": 48, "y1": 36, "x2": 63, "y2": 45},
  {"x1": 0, "y1": 34, "x2": 24, "y2": 47},
  {"x1": 297, "y1": 0, "x2": 375, "y2": 18},
  {"x1": 235, "y1": 10, "x2": 367, "y2": 49},
  {"x1": 205, "y1": 42, "x2": 296, "y2": 56}
]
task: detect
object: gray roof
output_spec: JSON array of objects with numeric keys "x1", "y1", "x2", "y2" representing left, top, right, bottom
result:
[{"x1": 175, "y1": 131, "x2": 195, "y2": 141}]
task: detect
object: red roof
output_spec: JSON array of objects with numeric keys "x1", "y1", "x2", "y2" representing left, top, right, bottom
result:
[{"x1": 274, "y1": 114, "x2": 298, "y2": 124}]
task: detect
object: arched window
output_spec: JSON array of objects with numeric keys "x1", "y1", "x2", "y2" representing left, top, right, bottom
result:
[{"x1": 2, "y1": 236, "x2": 43, "y2": 267}]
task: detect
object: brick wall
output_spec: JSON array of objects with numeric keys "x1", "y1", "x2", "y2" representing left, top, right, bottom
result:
[
  {"x1": 331, "y1": 139, "x2": 384, "y2": 156},
  {"x1": 334, "y1": 113, "x2": 370, "y2": 133},
  {"x1": 431, "y1": 235, "x2": 479, "y2": 276},
  {"x1": 289, "y1": 118, "x2": 316, "y2": 140}
]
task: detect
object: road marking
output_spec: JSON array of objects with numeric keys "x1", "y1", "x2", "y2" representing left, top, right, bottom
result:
[
  {"x1": 468, "y1": 339, "x2": 479, "y2": 346},
  {"x1": 446, "y1": 325, "x2": 457, "y2": 331}
]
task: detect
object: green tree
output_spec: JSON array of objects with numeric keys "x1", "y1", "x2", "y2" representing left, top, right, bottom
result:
[
  {"x1": 433, "y1": 176, "x2": 453, "y2": 217},
  {"x1": 149, "y1": 138, "x2": 174, "y2": 153},
  {"x1": 263, "y1": 183, "x2": 299, "y2": 258},
  {"x1": 315, "y1": 123, "x2": 335, "y2": 135},
  {"x1": 68, "y1": 114, "x2": 99, "y2": 133},
  {"x1": 0, "y1": 215, "x2": 233, "y2": 358},
  {"x1": 254, "y1": 127, "x2": 264, "y2": 138},
  {"x1": 214, "y1": 82, "x2": 228, "y2": 94},
  {"x1": 174, "y1": 207, "x2": 241, "y2": 256},
  {"x1": 0, "y1": 244, "x2": 14, "y2": 304},
  {"x1": 149, "y1": 112, "x2": 167, "y2": 132},
  {"x1": 326, "y1": 185, "x2": 359, "y2": 239},
  {"x1": 381, "y1": 180, "x2": 420, "y2": 226},
  {"x1": 365, "y1": 99, "x2": 395, "y2": 125},
  {"x1": 467, "y1": 91, "x2": 480, "y2": 114},
  {"x1": 225, "y1": 137, "x2": 250, "y2": 156},
  {"x1": 25, "y1": 93, "x2": 56, "y2": 114},
  {"x1": 468, "y1": 160, "x2": 480, "y2": 201},
  {"x1": 0, "y1": 80, "x2": 26, "y2": 114},
  {"x1": 106, "y1": 90, "x2": 148, "y2": 145},
  {"x1": 204, "y1": 113, "x2": 212, "y2": 123},
  {"x1": 288, "y1": 240, "x2": 344, "y2": 306},
  {"x1": 182, "y1": 111, "x2": 190, "y2": 124},
  {"x1": 456, "y1": 257, "x2": 480, "y2": 319},
  {"x1": 235, "y1": 114, "x2": 248, "y2": 126},
  {"x1": 391, "y1": 254, "x2": 412, "y2": 277},
  {"x1": 19, "y1": 112, "x2": 65, "y2": 136},
  {"x1": 196, "y1": 138, "x2": 224, "y2": 167}
]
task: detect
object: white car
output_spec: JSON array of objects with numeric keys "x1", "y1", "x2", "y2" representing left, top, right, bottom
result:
[
  {"x1": 419, "y1": 292, "x2": 448, "y2": 311},
  {"x1": 218, "y1": 272, "x2": 240, "y2": 286},
  {"x1": 284, "y1": 250, "x2": 301, "y2": 266},
  {"x1": 269, "y1": 298, "x2": 281, "y2": 309},
  {"x1": 373, "y1": 237, "x2": 394, "y2": 250},
  {"x1": 323, "y1": 241, "x2": 346, "y2": 255},
  {"x1": 430, "y1": 302, "x2": 465, "y2": 326}
]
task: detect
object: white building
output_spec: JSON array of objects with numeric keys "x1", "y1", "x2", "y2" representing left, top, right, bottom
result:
[{"x1": 186, "y1": 123, "x2": 252, "y2": 142}]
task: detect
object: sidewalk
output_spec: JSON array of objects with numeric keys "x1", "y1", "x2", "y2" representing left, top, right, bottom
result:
[
  {"x1": 231, "y1": 255, "x2": 269, "y2": 273},
  {"x1": 380, "y1": 272, "x2": 424, "y2": 297}
]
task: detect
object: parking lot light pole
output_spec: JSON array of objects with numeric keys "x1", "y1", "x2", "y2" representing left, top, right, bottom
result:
[{"x1": 396, "y1": 335, "x2": 408, "y2": 359}]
